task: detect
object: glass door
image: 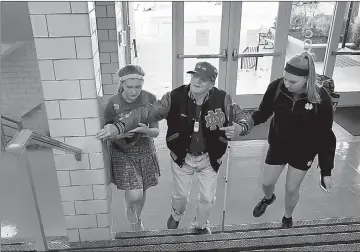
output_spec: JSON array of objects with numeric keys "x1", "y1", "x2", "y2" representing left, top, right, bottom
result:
[
  {"x1": 224, "y1": 2, "x2": 292, "y2": 109},
  {"x1": 325, "y1": 1, "x2": 360, "y2": 106},
  {"x1": 173, "y1": 2, "x2": 232, "y2": 92}
]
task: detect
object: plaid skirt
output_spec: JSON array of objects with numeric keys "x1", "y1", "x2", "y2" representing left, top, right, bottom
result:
[{"x1": 108, "y1": 136, "x2": 160, "y2": 191}]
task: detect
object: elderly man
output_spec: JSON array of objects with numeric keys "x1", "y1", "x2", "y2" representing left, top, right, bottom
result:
[{"x1": 96, "y1": 62, "x2": 251, "y2": 234}]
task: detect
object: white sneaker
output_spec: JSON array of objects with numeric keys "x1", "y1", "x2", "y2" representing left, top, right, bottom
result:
[{"x1": 132, "y1": 218, "x2": 145, "y2": 232}]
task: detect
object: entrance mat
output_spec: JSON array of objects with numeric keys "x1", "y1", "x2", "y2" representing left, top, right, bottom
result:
[{"x1": 334, "y1": 106, "x2": 360, "y2": 136}]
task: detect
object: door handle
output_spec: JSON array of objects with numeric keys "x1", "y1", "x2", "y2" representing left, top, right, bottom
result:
[
  {"x1": 178, "y1": 49, "x2": 227, "y2": 61},
  {"x1": 118, "y1": 31, "x2": 126, "y2": 47},
  {"x1": 133, "y1": 39, "x2": 138, "y2": 58},
  {"x1": 232, "y1": 49, "x2": 281, "y2": 61}
]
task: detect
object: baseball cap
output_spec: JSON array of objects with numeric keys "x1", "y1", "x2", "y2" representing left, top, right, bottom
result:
[{"x1": 187, "y1": 62, "x2": 218, "y2": 82}]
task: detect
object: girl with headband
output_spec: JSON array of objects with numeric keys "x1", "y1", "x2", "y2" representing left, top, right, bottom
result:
[
  {"x1": 246, "y1": 52, "x2": 336, "y2": 228},
  {"x1": 103, "y1": 65, "x2": 160, "y2": 231}
]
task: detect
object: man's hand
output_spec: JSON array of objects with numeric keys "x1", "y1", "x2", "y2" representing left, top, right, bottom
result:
[
  {"x1": 129, "y1": 123, "x2": 149, "y2": 134},
  {"x1": 219, "y1": 123, "x2": 244, "y2": 140},
  {"x1": 323, "y1": 176, "x2": 333, "y2": 192},
  {"x1": 95, "y1": 124, "x2": 120, "y2": 141}
]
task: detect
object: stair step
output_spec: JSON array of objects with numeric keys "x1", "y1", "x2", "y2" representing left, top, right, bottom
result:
[
  {"x1": 66, "y1": 232, "x2": 360, "y2": 251},
  {"x1": 4, "y1": 217, "x2": 360, "y2": 251},
  {"x1": 66, "y1": 224, "x2": 360, "y2": 250},
  {"x1": 254, "y1": 243, "x2": 360, "y2": 251},
  {"x1": 115, "y1": 216, "x2": 360, "y2": 238}
]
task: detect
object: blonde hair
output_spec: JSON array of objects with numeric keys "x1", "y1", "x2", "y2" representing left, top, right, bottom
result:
[
  {"x1": 116, "y1": 64, "x2": 145, "y2": 92},
  {"x1": 287, "y1": 52, "x2": 321, "y2": 104}
]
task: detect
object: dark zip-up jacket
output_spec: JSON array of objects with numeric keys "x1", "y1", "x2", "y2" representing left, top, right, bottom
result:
[{"x1": 249, "y1": 78, "x2": 336, "y2": 176}]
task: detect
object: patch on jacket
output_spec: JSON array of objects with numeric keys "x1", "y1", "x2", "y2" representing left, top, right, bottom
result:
[
  {"x1": 113, "y1": 104, "x2": 120, "y2": 110},
  {"x1": 205, "y1": 108, "x2": 225, "y2": 130}
]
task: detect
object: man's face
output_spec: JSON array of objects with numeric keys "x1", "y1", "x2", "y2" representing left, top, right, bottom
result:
[{"x1": 190, "y1": 73, "x2": 214, "y2": 95}]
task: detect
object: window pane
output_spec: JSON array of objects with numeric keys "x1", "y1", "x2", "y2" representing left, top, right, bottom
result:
[{"x1": 235, "y1": 2, "x2": 279, "y2": 95}]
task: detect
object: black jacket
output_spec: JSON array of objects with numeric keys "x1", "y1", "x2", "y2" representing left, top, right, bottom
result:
[
  {"x1": 250, "y1": 78, "x2": 336, "y2": 176},
  {"x1": 166, "y1": 85, "x2": 229, "y2": 172}
]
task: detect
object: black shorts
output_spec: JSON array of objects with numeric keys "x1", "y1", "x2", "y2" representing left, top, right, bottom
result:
[{"x1": 265, "y1": 144, "x2": 316, "y2": 171}]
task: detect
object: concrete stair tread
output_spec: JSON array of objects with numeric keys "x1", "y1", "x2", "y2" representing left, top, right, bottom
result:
[{"x1": 3, "y1": 217, "x2": 360, "y2": 251}]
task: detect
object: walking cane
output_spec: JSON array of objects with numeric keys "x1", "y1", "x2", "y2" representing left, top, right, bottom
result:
[{"x1": 221, "y1": 105, "x2": 234, "y2": 232}]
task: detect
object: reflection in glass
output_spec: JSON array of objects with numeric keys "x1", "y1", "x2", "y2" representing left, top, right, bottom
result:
[
  {"x1": 1, "y1": 222, "x2": 18, "y2": 238},
  {"x1": 236, "y1": 2, "x2": 279, "y2": 95},
  {"x1": 132, "y1": 2, "x2": 172, "y2": 98},
  {"x1": 285, "y1": 2, "x2": 336, "y2": 73},
  {"x1": 184, "y1": 2, "x2": 222, "y2": 88},
  {"x1": 333, "y1": 2, "x2": 360, "y2": 92}
]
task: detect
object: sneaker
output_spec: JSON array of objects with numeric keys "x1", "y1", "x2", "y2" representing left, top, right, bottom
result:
[
  {"x1": 167, "y1": 214, "x2": 179, "y2": 229},
  {"x1": 253, "y1": 194, "x2": 276, "y2": 217},
  {"x1": 282, "y1": 216, "x2": 293, "y2": 228},
  {"x1": 132, "y1": 218, "x2": 145, "y2": 232},
  {"x1": 194, "y1": 226, "x2": 212, "y2": 234}
]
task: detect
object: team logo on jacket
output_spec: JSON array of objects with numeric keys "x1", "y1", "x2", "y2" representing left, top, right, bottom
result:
[
  {"x1": 305, "y1": 103, "x2": 313, "y2": 110},
  {"x1": 205, "y1": 108, "x2": 225, "y2": 130}
]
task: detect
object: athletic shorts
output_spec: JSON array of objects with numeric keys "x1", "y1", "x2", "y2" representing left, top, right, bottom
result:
[{"x1": 265, "y1": 144, "x2": 316, "y2": 171}]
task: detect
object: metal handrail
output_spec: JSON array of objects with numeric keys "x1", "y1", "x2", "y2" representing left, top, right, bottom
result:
[
  {"x1": 1, "y1": 115, "x2": 22, "y2": 125},
  {"x1": 5, "y1": 129, "x2": 82, "y2": 160},
  {"x1": 1, "y1": 115, "x2": 23, "y2": 151},
  {"x1": 331, "y1": 50, "x2": 360, "y2": 56},
  {"x1": 4, "y1": 129, "x2": 82, "y2": 251}
]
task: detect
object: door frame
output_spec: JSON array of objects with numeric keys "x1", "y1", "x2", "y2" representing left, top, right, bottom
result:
[
  {"x1": 324, "y1": 1, "x2": 360, "y2": 107},
  {"x1": 225, "y1": 2, "x2": 292, "y2": 109}
]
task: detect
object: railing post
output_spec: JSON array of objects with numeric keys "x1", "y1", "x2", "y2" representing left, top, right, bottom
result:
[
  {"x1": 19, "y1": 151, "x2": 48, "y2": 251},
  {"x1": 1, "y1": 121, "x2": 6, "y2": 152}
]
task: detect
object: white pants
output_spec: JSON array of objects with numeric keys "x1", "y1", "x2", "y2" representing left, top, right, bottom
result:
[{"x1": 170, "y1": 153, "x2": 218, "y2": 229}]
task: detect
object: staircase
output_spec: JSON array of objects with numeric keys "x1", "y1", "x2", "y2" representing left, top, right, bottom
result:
[{"x1": 3, "y1": 216, "x2": 360, "y2": 251}]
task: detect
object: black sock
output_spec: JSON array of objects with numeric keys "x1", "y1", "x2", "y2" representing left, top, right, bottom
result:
[
  {"x1": 265, "y1": 194, "x2": 274, "y2": 203},
  {"x1": 283, "y1": 216, "x2": 292, "y2": 221}
]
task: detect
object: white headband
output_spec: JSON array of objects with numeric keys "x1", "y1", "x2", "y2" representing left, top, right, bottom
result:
[{"x1": 119, "y1": 74, "x2": 144, "y2": 82}]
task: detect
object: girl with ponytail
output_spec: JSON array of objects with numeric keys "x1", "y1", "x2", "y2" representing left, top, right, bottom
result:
[{"x1": 246, "y1": 52, "x2": 336, "y2": 229}]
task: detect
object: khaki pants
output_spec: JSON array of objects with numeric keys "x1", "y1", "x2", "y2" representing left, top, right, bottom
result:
[{"x1": 170, "y1": 153, "x2": 218, "y2": 229}]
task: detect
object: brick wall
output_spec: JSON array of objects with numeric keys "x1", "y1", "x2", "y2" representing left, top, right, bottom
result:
[
  {"x1": 28, "y1": 1, "x2": 113, "y2": 242},
  {"x1": 95, "y1": 1, "x2": 120, "y2": 103}
]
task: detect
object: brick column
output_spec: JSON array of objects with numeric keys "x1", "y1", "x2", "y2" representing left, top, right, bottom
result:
[
  {"x1": 28, "y1": 1, "x2": 113, "y2": 242},
  {"x1": 95, "y1": 1, "x2": 120, "y2": 102}
]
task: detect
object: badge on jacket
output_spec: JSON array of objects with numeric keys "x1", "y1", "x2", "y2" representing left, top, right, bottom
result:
[
  {"x1": 205, "y1": 108, "x2": 225, "y2": 130},
  {"x1": 113, "y1": 104, "x2": 120, "y2": 110},
  {"x1": 305, "y1": 103, "x2": 313, "y2": 110}
]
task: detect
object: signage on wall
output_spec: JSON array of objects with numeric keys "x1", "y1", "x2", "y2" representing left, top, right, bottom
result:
[{"x1": 196, "y1": 30, "x2": 210, "y2": 47}]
